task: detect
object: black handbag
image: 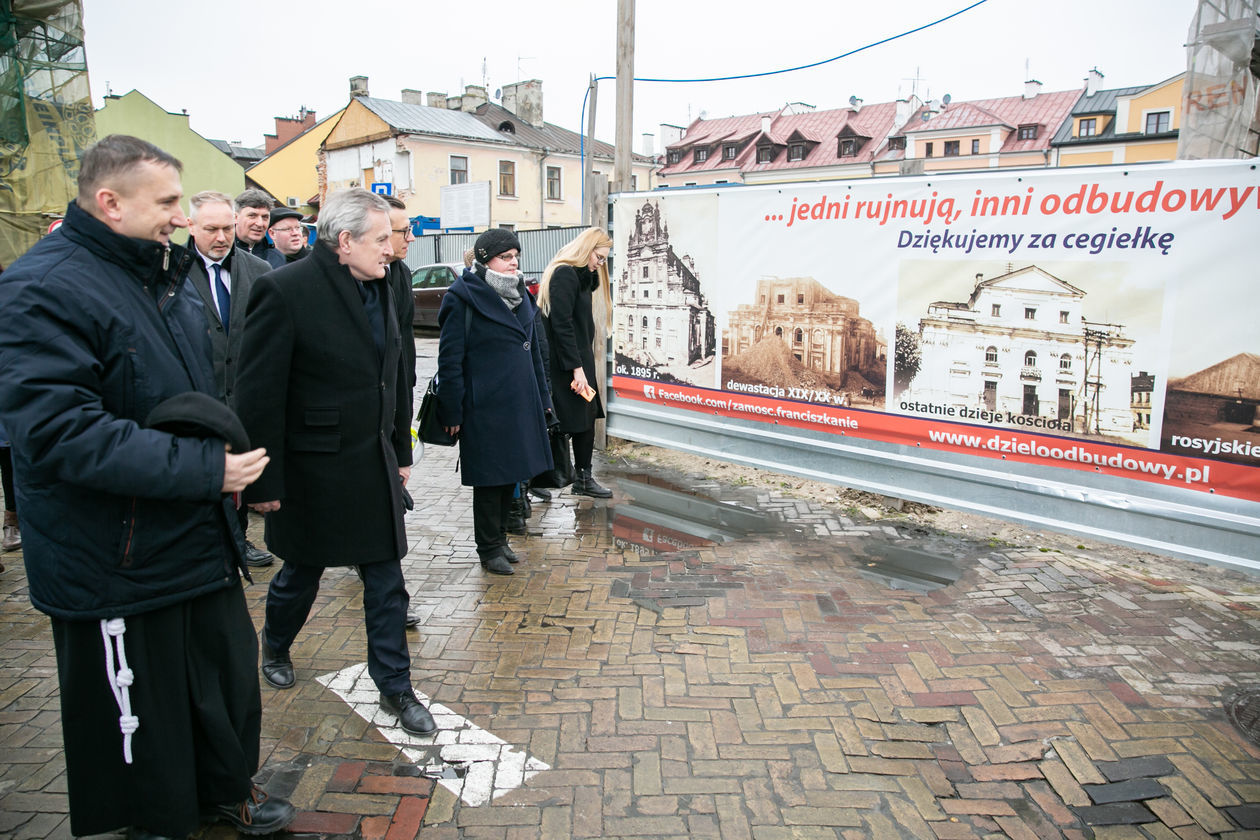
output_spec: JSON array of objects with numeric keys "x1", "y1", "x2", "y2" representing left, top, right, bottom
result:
[
  {"x1": 416, "y1": 375, "x2": 457, "y2": 446},
  {"x1": 531, "y1": 427, "x2": 574, "y2": 489}
]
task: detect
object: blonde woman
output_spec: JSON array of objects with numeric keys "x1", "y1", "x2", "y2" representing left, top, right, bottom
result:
[{"x1": 538, "y1": 228, "x2": 613, "y2": 497}]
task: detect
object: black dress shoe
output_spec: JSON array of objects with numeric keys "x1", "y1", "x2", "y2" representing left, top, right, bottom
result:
[
  {"x1": 405, "y1": 605, "x2": 423, "y2": 628},
  {"x1": 260, "y1": 644, "x2": 295, "y2": 689},
  {"x1": 527, "y1": 485, "x2": 551, "y2": 502},
  {"x1": 126, "y1": 827, "x2": 181, "y2": 840},
  {"x1": 207, "y1": 785, "x2": 296, "y2": 835},
  {"x1": 380, "y1": 690, "x2": 437, "y2": 735},
  {"x1": 243, "y1": 541, "x2": 273, "y2": 567},
  {"x1": 500, "y1": 543, "x2": 519, "y2": 564},
  {"x1": 479, "y1": 552, "x2": 514, "y2": 575}
]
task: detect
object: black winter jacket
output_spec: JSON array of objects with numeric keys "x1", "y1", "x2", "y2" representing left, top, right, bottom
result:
[{"x1": 0, "y1": 202, "x2": 244, "y2": 620}]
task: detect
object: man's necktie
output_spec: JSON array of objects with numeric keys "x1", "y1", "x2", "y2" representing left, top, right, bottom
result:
[{"x1": 212, "y1": 263, "x2": 230, "y2": 334}]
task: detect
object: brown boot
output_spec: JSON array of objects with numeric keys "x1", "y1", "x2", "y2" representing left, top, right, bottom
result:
[{"x1": 2, "y1": 510, "x2": 20, "y2": 552}]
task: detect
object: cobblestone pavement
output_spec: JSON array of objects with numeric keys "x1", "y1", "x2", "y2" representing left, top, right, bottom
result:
[{"x1": 1, "y1": 336, "x2": 1259, "y2": 839}]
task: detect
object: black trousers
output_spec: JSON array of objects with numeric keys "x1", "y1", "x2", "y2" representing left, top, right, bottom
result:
[
  {"x1": 571, "y1": 428, "x2": 595, "y2": 471},
  {"x1": 472, "y1": 484, "x2": 515, "y2": 558},
  {"x1": 52, "y1": 585, "x2": 260, "y2": 837},
  {"x1": 262, "y1": 560, "x2": 411, "y2": 695}
]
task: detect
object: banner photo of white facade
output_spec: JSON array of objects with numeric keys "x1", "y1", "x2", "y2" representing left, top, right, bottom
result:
[{"x1": 611, "y1": 159, "x2": 1260, "y2": 504}]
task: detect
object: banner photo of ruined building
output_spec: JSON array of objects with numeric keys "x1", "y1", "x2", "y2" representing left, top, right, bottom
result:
[{"x1": 609, "y1": 159, "x2": 1260, "y2": 503}]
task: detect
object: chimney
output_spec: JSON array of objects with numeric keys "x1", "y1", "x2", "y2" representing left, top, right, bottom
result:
[
  {"x1": 426, "y1": 91, "x2": 446, "y2": 108},
  {"x1": 850, "y1": 97, "x2": 863, "y2": 113},
  {"x1": 502, "y1": 79, "x2": 544, "y2": 127},
  {"x1": 658, "y1": 124, "x2": 683, "y2": 148},
  {"x1": 642, "y1": 133, "x2": 655, "y2": 156},
  {"x1": 461, "y1": 84, "x2": 488, "y2": 112},
  {"x1": 1085, "y1": 67, "x2": 1104, "y2": 97},
  {"x1": 760, "y1": 115, "x2": 772, "y2": 134},
  {"x1": 895, "y1": 98, "x2": 912, "y2": 129},
  {"x1": 401, "y1": 89, "x2": 425, "y2": 106},
  {"x1": 1023, "y1": 79, "x2": 1042, "y2": 99},
  {"x1": 349, "y1": 75, "x2": 369, "y2": 98}
]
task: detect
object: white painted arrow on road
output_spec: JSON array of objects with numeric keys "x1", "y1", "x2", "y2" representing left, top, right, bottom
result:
[{"x1": 316, "y1": 663, "x2": 549, "y2": 806}]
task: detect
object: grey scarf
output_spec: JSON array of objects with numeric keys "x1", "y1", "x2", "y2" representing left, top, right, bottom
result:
[{"x1": 481, "y1": 263, "x2": 523, "y2": 309}]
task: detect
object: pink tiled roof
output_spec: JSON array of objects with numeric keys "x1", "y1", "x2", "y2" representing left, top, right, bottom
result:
[{"x1": 660, "y1": 86, "x2": 1083, "y2": 176}]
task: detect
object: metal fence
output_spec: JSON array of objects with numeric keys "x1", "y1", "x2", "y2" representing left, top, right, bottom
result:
[{"x1": 403, "y1": 226, "x2": 587, "y2": 280}]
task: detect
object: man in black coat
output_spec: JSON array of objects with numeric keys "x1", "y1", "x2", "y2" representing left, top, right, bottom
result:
[
  {"x1": 185, "y1": 189, "x2": 275, "y2": 567},
  {"x1": 0, "y1": 135, "x2": 295, "y2": 839},
  {"x1": 235, "y1": 188, "x2": 435, "y2": 735},
  {"x1": 233, "y1": 188, "x2": 285, "y2": 269}
]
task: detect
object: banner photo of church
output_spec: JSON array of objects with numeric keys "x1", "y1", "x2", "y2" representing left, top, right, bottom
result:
[{"x1": 610, "y1": 159, "x2": 1260, "y2": 503}]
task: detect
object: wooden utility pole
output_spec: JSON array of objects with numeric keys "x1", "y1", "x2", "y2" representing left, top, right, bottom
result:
[
  {"x1": 583, "y1": 74, "x2": 599, "y2": 226},
  {"x1": 614, "y1": 0, "x2": 635, "y2": 193}
]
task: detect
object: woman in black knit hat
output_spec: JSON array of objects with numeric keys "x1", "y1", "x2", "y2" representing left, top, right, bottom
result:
[{"x1": 435, "y1": 229, "x2": 554, "y2": 575}]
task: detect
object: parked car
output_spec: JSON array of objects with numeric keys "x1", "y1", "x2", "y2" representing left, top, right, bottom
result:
[{"x1": 411, "y1": 262, "x2": 462, "y2": 329}]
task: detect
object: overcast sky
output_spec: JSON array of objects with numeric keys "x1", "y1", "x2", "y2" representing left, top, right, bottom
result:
[{"x1": 82, "y1": 0, "x2": 1196, "y2": 152}]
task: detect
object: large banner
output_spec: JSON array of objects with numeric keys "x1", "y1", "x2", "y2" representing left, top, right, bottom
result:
[{"x1": 611, "y1": 160, "x2": 1260, "y2": 504}]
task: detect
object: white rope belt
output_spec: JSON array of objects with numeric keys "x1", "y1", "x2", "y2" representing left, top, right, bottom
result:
[{"x1": 100, "y1": 617, "x2": 139, "y2": 764}]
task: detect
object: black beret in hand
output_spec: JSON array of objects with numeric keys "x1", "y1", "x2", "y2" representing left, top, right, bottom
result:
[{"x1": 145, "y1": 392, "x2": 251, "y2": 453}]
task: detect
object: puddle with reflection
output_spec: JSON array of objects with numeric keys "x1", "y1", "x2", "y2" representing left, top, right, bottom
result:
[{"x1": 582, "y1": 460, "x2": 973, "y2": 596}]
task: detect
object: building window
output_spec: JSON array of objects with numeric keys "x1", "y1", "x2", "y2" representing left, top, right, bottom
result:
[
  {"x1": 655, "y1": 317, "x2": 662, "y2": 330},
  {"x1": 887, "y1": 136, "x2": 905, "y2": 151},
  {"x1": 643, "y1": 289, "x2": 649, "y2": 298},
  {"x1": 1060, "y1": 310, "x2": 1069, "y2": 324},
  {"x1": 797, "y1": 294, "x2": 804, "y2": 304},
  {"x1": 1145, "y1": 111, "x2": 1170, "y2": 134},
  {"x1": 667, "y1": 150, "x2": 681, "y2": 165},
  {"x1": 723, "y1": 144, "x2": 737, "y2": 160},
  {"x1": 1059, "y1": 353, "x2": 1072, "y2": 370},
  {"x1": 1018, "y1": 124, "x2": 1038, "y2": 140},
  {"x1": 971, "y1": 139, "x2": 980, "y2": 155},
  {"x1": 787, "y1": 143, "x2": 804, "y2": 161},
  {"x1": 642, "y1": 266, "x2": 649, "y2": 278},
  {"x1": 838, "y1": 138, "x2": 857, "y2": 157},
  {"x1": 657, "y1": 289, "x2": 662, "y2": 298},
  {"x1": 757, "y1": 145, "x2": 773, "y2": 163},
  {"x1": 627, "y1": 315, "x2": 633, "y2": 326},
  {"x1": 498, "y1": 160, "x2": 515, "y2": 196},
  {"x1": 498, "y1": 224, "x2": 514, "y2": 232},
  {"x1": 1078, "y1": 118, "x2": 1097, "y2": 138},
  {"x1": 546, "y1": 165, "x2": 561, "y2": 200},
  {"x1": 1024, "y1": 307, "x2": 1036, "y2": 320},
  {"x1": 794, "y1": 328, "x2": 803, "y2": 343},
  {"x1": 642, "y1": 316, "x2": 648, "y2": 328},
  {"x1": 991, "y1": 304, "x2": 1001, "y2": 317},
  {"x1": 924, "y1": 142, "x2": 934, "y2": 158},
  {"x1": 985, "y1": 346, "x2": 998, "y2": 363},
  {"x1": 450, "y1": 155, "x2": 468, "y2": 185},
  {"x1": 695, "y1": 147, "x2": 709, "y2": 162},
  {"x1": 1024, "y1": 351, "x2": 1037, "y2": 366},
  {"x1": 944, "y1": 140, "x2": 960, "y2": 156},
  {"x1": 776, "y1": 294, "x2": 785, "y2": 304},
  {"x1": 631, "y1": 175, "x2": 638, "y2": 190}
]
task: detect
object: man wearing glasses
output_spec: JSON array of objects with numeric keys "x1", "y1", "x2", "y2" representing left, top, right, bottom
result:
[
  {"x1": 268, "y1": 206, "x2": 311, "y2": 263},
  {"x1": 381, "y1": 194, "x2": 422, "y2": 629}
]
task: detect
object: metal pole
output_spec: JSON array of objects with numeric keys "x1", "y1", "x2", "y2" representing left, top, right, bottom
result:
[
  {"x1": 614, "y1": 0, "x2": 635, "y2": 193},
  {"x1": 583, "y1": 75, "x2": 599, "y2": 226}
]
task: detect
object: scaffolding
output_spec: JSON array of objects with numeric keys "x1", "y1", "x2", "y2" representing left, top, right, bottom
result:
[
  {"x1": 0, "y1": 0, "x2": 96, "y2": 266},
  {"x1": 1178, "y1": 0, "x2": 1260, "y2": 159}
]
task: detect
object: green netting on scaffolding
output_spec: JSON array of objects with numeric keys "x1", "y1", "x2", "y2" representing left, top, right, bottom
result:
[{"x1": 1, "y1": 0, "x2": 97, "y2": 266}]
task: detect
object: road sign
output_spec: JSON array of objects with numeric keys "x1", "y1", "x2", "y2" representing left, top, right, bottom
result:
[{"x1": 370, "y1": 182, "x2": 393, "y2": 196}]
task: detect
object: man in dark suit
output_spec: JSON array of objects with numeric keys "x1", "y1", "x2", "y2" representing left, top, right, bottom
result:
[
  {"x1": 235, "y1": 188, "x2": 434, "y2": 735},
  {"x1": 185, "y1": 190, "x2": 275, "y2": 568}
]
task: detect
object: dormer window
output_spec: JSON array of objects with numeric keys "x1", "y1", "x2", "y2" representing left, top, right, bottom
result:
[
  {"x1": 667, "y1": 150, "x2": 681, "y2": 165},
  {"x1": 1017, "y1": 124, "x2": 1038, "y2": 140},
  {"x1": 887, "y1": 136, "x2": 905, "y2": 151},
  {"x1": 723, "y1": 143, "x2": 737, "y2": 160},
  {"x1": 498, "y1": 121, "x2": 515, "y2": 133},
  {"x1": 694, "y1": 147, "x2": 709, "y2": 162},
  {"x1": 1078, "y1": 118, "x2": 1097, "y2": 137},
  {"x1": 787, "y1": 143, "x2": 805, "y2": 161},
  {"x1": 756, "y1": 145, "x2": 773, "y2": 163},
  {"x1": 1144, "y1": 111, "x2": 1170, "y2": 134},
  {"x1": 838, "y1": 138, "x2": 857, "y2": 157}
]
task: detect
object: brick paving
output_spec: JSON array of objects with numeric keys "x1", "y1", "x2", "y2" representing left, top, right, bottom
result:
[{"x1": 0, "y1": 335, "x2": 1258, "y2": 839}]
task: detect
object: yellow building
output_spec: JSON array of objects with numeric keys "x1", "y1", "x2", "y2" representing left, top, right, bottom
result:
[
  {"x1": 1051, "y1": 71, "x2": 1184, "y2": 167},
  {"x1": 321, "y1": 77, "x2": 656, "y2": 230},
  {"x1": 246, "y1": 108, "x2": 344, "y2": 216},
  {"x1": 94, "y1": 90, "x2": 244, "y2": 210}
]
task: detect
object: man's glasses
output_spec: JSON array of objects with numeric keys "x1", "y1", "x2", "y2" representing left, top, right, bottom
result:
[
  {"x1": 271, "y1": 225, "x2": 304, "y2": 234},
  {"x1": 391, "y1": 227, "x2": 415, "y2": 239}
]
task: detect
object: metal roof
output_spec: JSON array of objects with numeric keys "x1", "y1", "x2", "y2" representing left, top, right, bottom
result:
[
  {"x1": 357, "y1": 97, "x2": 510, "y2": 144},
  {"x1": 1050, "y1": 85, "x2": 1150, "y2": 146}
]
